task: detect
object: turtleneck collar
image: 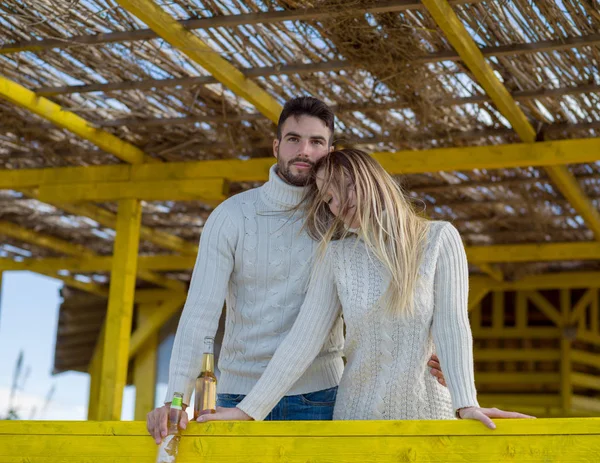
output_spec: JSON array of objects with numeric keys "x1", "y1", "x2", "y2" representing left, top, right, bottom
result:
[{"x1": 260, "y1": 164, "x2": 307, "y2": 209}]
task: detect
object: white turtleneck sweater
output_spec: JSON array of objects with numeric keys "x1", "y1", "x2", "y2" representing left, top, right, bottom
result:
[
  {"x1": 165, "y1": 166, "x2": 345, "y2": 405},
  {"x1": 238, "y1": 221, "x2": 479, "y2": 421}
]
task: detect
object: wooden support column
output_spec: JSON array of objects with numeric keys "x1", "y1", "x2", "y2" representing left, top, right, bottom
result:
[
  {"x1": 87, "y1": 324, "x2": 105, "y2": 420},
  {"x1": 97, "y1": 199, "x2": 142, "y2": 421},
  {"x1": 560, "y1": 289, "x2": 572, "y2": 415},
  {"x1": 133, "y1": 303, "x2": 159, "y2": 420}
]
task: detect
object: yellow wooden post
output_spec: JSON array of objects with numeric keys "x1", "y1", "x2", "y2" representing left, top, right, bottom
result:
[
  {"x1": 133, "y1": 303, "x2": 159, "y2": 420},
  {"x1": 560, "y1": 289, "x2": 572, "y2": 415},
  {"x1": 87, "y1": 324, "x2": 105, "y2": 420},
  {"x1": 97, "y1": 199, "x2": 142, "y2": 421}
]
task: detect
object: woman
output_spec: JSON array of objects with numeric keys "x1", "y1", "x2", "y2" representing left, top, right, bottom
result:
[{"x1": 199, "y1": 149, "x2": 533, "y2": 428}]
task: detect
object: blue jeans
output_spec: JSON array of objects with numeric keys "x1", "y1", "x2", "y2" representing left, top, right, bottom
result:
[{"x1": 217, "y1": 386, "x2": 337, "y2": 421}]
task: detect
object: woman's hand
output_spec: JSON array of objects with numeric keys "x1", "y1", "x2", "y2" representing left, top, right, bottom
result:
[
  {"x1": 458, "y1": 406, "x2": 535, "y2": 429},
  {"x1": 197, "y1": 406, "x2": 254, "y2": 422}
]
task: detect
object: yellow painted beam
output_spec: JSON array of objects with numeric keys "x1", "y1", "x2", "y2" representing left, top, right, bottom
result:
[
  {"x1": 42, "y1": 272, "x2": 110, "y2": 298},
  {"x1": 569, "y1": 289, "x2": 594, "y2": 325},
  {"x1": 37, "y1": 178, "x2": 228, "y2": 203},
  {"x1": 1, "y1": 419, "x2": 599, "y2": 462},
  {"x1": 116, "y1": 0, "x2": 282, "y2": 123},
  {"x1": 466, "y1": 241, "x2": 600, "y2": 264},
  {"x1": 475, "y1": 372, "x2": 560, "y2": 384},
  {"x1": 2, "y1": 138, "x2": 599, "y2": 189},
  {"x1": 30, "y1": 195, "x2": 198, "y2": 256},
  {"x1": 525, "y1": 290, "x2": 563, "y2": 327},
  {"x1": 87, "y1": 323, "x2": 105, "y2": 420},
  {"x1": 0, "y1": 255, "x2": 195, "y2": 273},
  {"x1": 421, "y1": 0, "x2": 535, "y2": 142},
  {"x1": 6, "y1": 240, "x2": 600, "y2": 274},
  {"x1": 472, "y1": 327, "x2": 561, "y2": 339},
  {"x1": 571, "y1": 372, "x2": 600, "y2": 391},
  {"x1": 0, "y1": 76, "x2": 151, "y2": 165},
  {"x1": 475, "y1": 349, "x2": 560, "y2": 362},
  {"x1": 0, "y1": 220, "x2": 91, "y2": 257},
  {"x1": 97, "y1": 199, "x2": 142, "y2": 421},
  {"x1": 471, "y1": 272, "x2": 600, "y2": 291},
  {"x1": 133, "y1": 303, "x2": 158, "y2": 420},
  {"x1": 477, "y1": 263, "x2": 503, "y2": 281},
  {"x1": 0, "y1": 222, "x2": 184, "y2": 291},
  {"x1": 560, "y1": 289, "x2": 573, "y2": 413},
  {"x1": 571, "y1": 350, "x2": 600, "y2": 369},
  {"x1": 545, "y1": 165, "x2": 600, "y2": 239},
  {"x1": 421, "y1": 0, "x2": 600, "y2": 240}
]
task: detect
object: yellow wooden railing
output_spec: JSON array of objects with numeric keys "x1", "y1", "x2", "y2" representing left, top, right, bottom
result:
[{"x1": 1, "y1": 419, "x2": 599, "y2": 462}]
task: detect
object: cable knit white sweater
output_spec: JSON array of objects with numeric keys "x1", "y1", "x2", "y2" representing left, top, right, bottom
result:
[
  {"x1": 165, "y1": 166, "x2": 345, "y2": 405},
  {"x1": 238, "y1": 221, "x2": 479, "y2": 421}
]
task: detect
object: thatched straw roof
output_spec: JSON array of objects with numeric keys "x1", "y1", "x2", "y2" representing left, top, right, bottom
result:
[{"x1": 0, "y1": 1, "x2": 599, "y2": 371}]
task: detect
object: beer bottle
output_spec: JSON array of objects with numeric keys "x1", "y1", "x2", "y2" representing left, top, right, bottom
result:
[
  {"x1": 156, "y1": 392, "x2": 183, "y2": 463},
  {"x1": 194, "y1": 336, "x2": 217, "y2": 419}
]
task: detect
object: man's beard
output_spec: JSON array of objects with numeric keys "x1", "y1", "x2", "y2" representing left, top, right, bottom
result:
[{"x1": 276, "y1": 151, "x2": 315, "y2": 187}]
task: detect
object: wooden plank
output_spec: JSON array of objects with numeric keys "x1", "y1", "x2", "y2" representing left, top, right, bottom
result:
[
  {"x1": 1, "y1": 434, "x2": 600, "y2": 462},
  {"x1": 133, "y1": 304, "x2": 159, "y2": 420},
  {"x1": 37, "y1": 178, "x2": 227, "y2": 203},
  {"x1": 525, "y1": 291, "x2": 563, "y2": 327},
  {"x1": 467, "y1": 241, "x2": 600, "y2": 264},
  {"x1": 97, "y1": 199, "x2": 142, "y2": 421},
  {"x1": 472, "y1": 328, "x2": 561, "y2": 339},
  {"x1": 571, "y1": 372, "x2": 600, "y2": 391},
  {"x1": 560, "y1": 289, "x2": 572, "y2": 413},
  {"x1": 475, "y1": 373, "x2": 560, "y2": 384},
  {"x1": 569, "y1": 289, "x2": 593, "y2": 325},
  {"x1": 2, "y1": 138, "x2": 600, "y2": 189},
  {"x1": 475, "y1": 349, "x2": 560, "y2": 362},
  {"x1": 1, "y1": 418, "x2": 599, "y2": 437},
  {"x1": 571, "y1": 350, "x2": 600, "y2": 369}
]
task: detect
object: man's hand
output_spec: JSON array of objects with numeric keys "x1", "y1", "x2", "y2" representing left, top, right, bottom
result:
[
  {"x1": 197, "y1": 406, "x2": 253, "y2": 422},
  {"x1": 458, "y1": 406, "x2": 536, "y2": 429},
  {"x1": 146, "y1": 404, "x2": 189, "y2": 445},
  {"x1": 427, "y1": 354, "x2": 447, "y2": 387}
]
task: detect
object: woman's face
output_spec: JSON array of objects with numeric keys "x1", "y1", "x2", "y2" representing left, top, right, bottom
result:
[{"x1": 315, "y1": 168, "x2": 359, "y2": 228}]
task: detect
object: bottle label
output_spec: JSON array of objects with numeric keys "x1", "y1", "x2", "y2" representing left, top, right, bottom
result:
[{"x1": 172, "y1": 395, "x2": 183, "y2": 410}]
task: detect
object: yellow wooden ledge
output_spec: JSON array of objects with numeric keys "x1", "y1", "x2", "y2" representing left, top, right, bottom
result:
[{"x1": 0, "y1": 419, "x2": 598, "y2": 462}]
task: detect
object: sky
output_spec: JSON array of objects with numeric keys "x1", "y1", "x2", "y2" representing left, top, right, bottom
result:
[{"x1": 0, "y1": 271, "x2": 139, "y2": 420}]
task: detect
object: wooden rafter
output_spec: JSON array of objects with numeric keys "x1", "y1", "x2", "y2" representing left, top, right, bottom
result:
[
  {"x1": 116, "y1": 0, "x2": 282, "y2": 122},
  {"x1": 421, "y1": 0, "x2": 600, "y2": 244}
]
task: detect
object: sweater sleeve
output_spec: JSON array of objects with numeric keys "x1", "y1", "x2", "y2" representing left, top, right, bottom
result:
[
  {"x1": 237, "y1": 246, "x2": 341, "y2": 420},
  {"x1": 431, "y1": 222, "x2": 479, "y2": 412},
  {"x1": 164, "y1": 202, "x2": 238, "y2": 405}
]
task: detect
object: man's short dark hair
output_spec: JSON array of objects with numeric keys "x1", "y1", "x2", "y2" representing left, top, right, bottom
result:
[{"x1": 276, "y1": 96, "x2": 335, "y2": 144}]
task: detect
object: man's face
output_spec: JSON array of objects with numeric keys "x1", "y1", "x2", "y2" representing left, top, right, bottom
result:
[{"x1": 273, "y1": 115, "x2": 333, "y2": 186}]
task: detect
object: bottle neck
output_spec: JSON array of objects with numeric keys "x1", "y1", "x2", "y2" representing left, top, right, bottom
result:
[{"x1": 201, "y1": 352, "x2": 214, "y2": 373}]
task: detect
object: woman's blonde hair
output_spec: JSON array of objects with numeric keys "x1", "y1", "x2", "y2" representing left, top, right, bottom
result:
[{"x1": 302, "y1": 148, "x2": 430, "y2": 314}]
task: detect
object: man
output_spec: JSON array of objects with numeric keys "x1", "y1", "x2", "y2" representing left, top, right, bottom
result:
[{"x1": 147, "y1": 97, "x2": 445, "y2": 442}]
